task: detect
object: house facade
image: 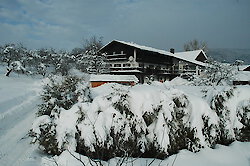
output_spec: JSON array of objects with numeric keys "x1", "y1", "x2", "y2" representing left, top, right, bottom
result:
[{"x1": 100, "y1": 40, "x2": 207, "y2": 83}]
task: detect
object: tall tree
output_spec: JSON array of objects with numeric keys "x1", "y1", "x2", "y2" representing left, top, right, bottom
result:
[
  {"x1": 83, "y1": 36, "x2": 103, "y2": 52},
  {"x1": 184, "y1": 39, "x2": 207, "y2": 52},
  {"x1": 77, "y1": 36, "x2": 109, "y2": 74},
  {"x1": 0, "y1": 43, "x2": 29, "y2": 76}
]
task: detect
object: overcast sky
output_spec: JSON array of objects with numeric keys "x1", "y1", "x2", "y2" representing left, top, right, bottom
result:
[{"x1": 0, "y1": 0, "x2": 249, "y2": 51}]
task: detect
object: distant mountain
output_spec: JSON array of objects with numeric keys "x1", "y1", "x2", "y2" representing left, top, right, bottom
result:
[{"x1": 207, "y1": 48, "x2": 250, "y2": 64}]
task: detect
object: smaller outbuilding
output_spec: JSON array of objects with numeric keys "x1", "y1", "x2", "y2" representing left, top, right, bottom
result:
[
  {"x1": 238, "y1": 65, "x2": 250, "y2": 71},
  {"x1": 90, "y1": 74, "x2": 139, "y2": 87},
  {"x1": 233, "y1": 71, "x2": 250, "y2": 85}
]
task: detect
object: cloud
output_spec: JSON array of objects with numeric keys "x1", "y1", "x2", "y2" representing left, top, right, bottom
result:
[
  {"x1": 0, "y1": 0, "x2": 249, "y2": 50},
  {"x1": 0, "y1": 0, "x2": 114, "y2": 49}
]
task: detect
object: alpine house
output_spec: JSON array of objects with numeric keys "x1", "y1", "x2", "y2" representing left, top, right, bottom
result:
[{"x1": 99, "y1": 40, "x2": 208, "y2": 83}]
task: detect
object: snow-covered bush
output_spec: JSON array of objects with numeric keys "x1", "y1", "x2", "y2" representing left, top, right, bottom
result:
[
  {"x1": 236, "y1": 100, "x2": 250, "y2": 141},
  {"x1": 30, "y1": 82, "x2": 250, "y2": 160},
  {"x1": 29, "y1": 115, "x2": 59, "y2": 155},
  {"x1": 76, "y1": 85, "x2": 147, "y2": 160},
  {"x1": 29, "y1": 75, "x2": 90, "y2": 154},
  {"x1": 36, "y1": 63, "x2": 47, "y2": 77},
  {"x1": 190, "y1": 60, "x2": 238, "y2": 86},
  {"x1": 37, "y1": 75, "x2": 90, "y2": 116},
  {"x1": 0, "y1": 39, "x2": 109, "y2": 77},
  {"x1": 167, "y1": 93, "x2": 201, "y2": 154},
  {"x1": 208, "y1": 86, "x2": 250, "y2": 144},
  {"x1": 201, "y1": 114, "x2": 219, "y2": 146},
  {"x1": 210, "y1": 87, "x2": 237, "y2": 144}
]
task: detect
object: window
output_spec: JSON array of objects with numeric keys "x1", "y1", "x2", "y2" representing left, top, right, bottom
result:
[
  {"x1": 189, "y1": 65, "x2": 196, "y2": 70},
  {"x1": 114, "y1": 64, "x2": 121, "y2": 67},
  {"x1": 139, "y1": 63, "x2": 144, "y2": 68},
  {"x1": 149, "y1": 65, "x2": 154, "y2": 69},
  {"x1": 123, "y1": 64, "x2": 131, "y2": 67},
  {"x1": 156, "y1": 65, "x2": 161, "y2": 70}
]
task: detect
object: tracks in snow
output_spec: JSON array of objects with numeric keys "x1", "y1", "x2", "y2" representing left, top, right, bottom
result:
[{"x1": 0, "y1": 78, "x2": 45, "y2": 166}]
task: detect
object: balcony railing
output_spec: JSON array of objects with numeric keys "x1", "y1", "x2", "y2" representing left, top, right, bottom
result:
[
  {"x1": 106, "y1": 53, "x2": 126, "y2": 57},
  {"x1": 107, "y1": 58, "x2": 127, "y2": 61}
]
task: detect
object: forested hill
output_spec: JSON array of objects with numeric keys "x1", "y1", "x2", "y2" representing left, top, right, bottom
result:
[{"x1": 207, "y1": 48, "x2": 250, "y2": 64}]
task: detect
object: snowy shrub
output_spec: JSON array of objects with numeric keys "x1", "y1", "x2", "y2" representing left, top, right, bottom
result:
[
  {"x1": 167, "y1": 93, "x2": 202, "y2": 154},
  {"x1": 30, "y1": 115, "x2": 60, "y2": 155},
  {"x1": 74, "y1": 85, "x2": 218, "y2": 159},
  {"x1": 209, "y1": 87, "x2": 250, "y2": 145},
  {"x1": 36, "y1": 63, "x2": 47, "y2": 77},
  {"x1": 29, "y1": 75, "x2": 90, "y2": 155},
  {"x1": 30, "y1": 82, "x2": 250, "y2": 160},
  {"x1": 236, "y1": 100, "x2": 250, "y2": 141},
  {"x1": 37, "y1": 75, "x2": 90, "y2": 116},
  {"x1": 76, "y1": 85, "x2": 148, "y2": 160},
  {"x1": 201, "y1": 115, "x2": 219, "y2": 146},
  {"x1": 210, "y1": 87, "x2": 236, "y2": 144}
]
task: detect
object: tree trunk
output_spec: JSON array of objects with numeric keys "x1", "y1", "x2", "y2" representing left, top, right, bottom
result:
[{"x1": 5, "y1": 68, "x2": 13, "y2": 77}]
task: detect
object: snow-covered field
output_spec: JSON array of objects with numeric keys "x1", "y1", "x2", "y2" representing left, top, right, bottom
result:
[
  {"x1": 0, "y1": 65, "x2": 249, "y2": 166},
  {"x1": 0, "y1": 66, "x2": 45, "y2": 166}
]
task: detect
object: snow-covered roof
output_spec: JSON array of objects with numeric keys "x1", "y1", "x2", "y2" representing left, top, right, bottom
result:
[
  {"x1": 234, "y1": 71, "x2": 250, "y2": 81},
  {"x1": 90, "y1": 74, "x2": 139, "y2": 83},
  {"x1": 173, "y1": 50, "x2": 207, "y2": 66},
  {"x1": 238, "y1": 65, "x2": 250, "y2": 71},
  {"x1": 113, "y1": 40, "x2": 172, "y2": 55},
  {"x1": 102, "y1": 40, "x2": 207, "y2": 67}
]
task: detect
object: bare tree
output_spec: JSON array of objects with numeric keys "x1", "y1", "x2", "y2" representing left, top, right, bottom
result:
[
  {"x1": 83, "y1": 36, "x2": 103, "y2": 53},
  {"x1": 184, "y1": 39, "x2": 207, "y2": 52},
  {"x1": 77, "y1": 36, "x2": 109, "y2": 74}
]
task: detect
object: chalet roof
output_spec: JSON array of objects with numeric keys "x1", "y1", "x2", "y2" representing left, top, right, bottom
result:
[
  {"x1": 238, "y1": 65, "x2": 250, "y2": 71},
  {"x1": 101, "y1": 40, "x2": 207, "y2": 67},
  {"x1": 90, "y1": 74, "x2": 139, "y2": 83},
  {"x1": 113, "y1": 40, "x2": 172, "y2": 55},
  {"x1": 173, "y1": 50, "x2": 207, "y2": 67},
  {"x1": 235, "y1": 71, "x2": 250, "y2": 81}
]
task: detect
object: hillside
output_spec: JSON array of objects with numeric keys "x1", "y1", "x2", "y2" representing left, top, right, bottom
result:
[{"x1": 208, "y1": 48, "x2": 250, "y2": 64}]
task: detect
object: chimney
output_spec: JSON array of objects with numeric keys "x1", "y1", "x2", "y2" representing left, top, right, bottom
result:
[{"x1": 170, "y1": 48, "x2": 175, "y2": 54}]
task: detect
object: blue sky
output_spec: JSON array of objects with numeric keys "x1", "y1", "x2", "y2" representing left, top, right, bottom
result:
[{"x1": 0, "y1": 0, "x2": 249, "y2": 51}]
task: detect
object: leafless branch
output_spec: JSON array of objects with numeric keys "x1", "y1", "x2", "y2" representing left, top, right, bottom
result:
[{"x1": 67, "y1": 149, "x2": 86, "y2": 166}]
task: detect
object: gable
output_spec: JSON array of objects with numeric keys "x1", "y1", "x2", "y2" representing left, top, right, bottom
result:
[
  {"x1": 100, "y1": 40, "x2": 135, "y2": 55},
  {"x1": 195, "y1": 52, "x2": 207, "y2": 62},
  {"x1": 243, "y1": 66, "x2": 250, "y2": 71}
]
